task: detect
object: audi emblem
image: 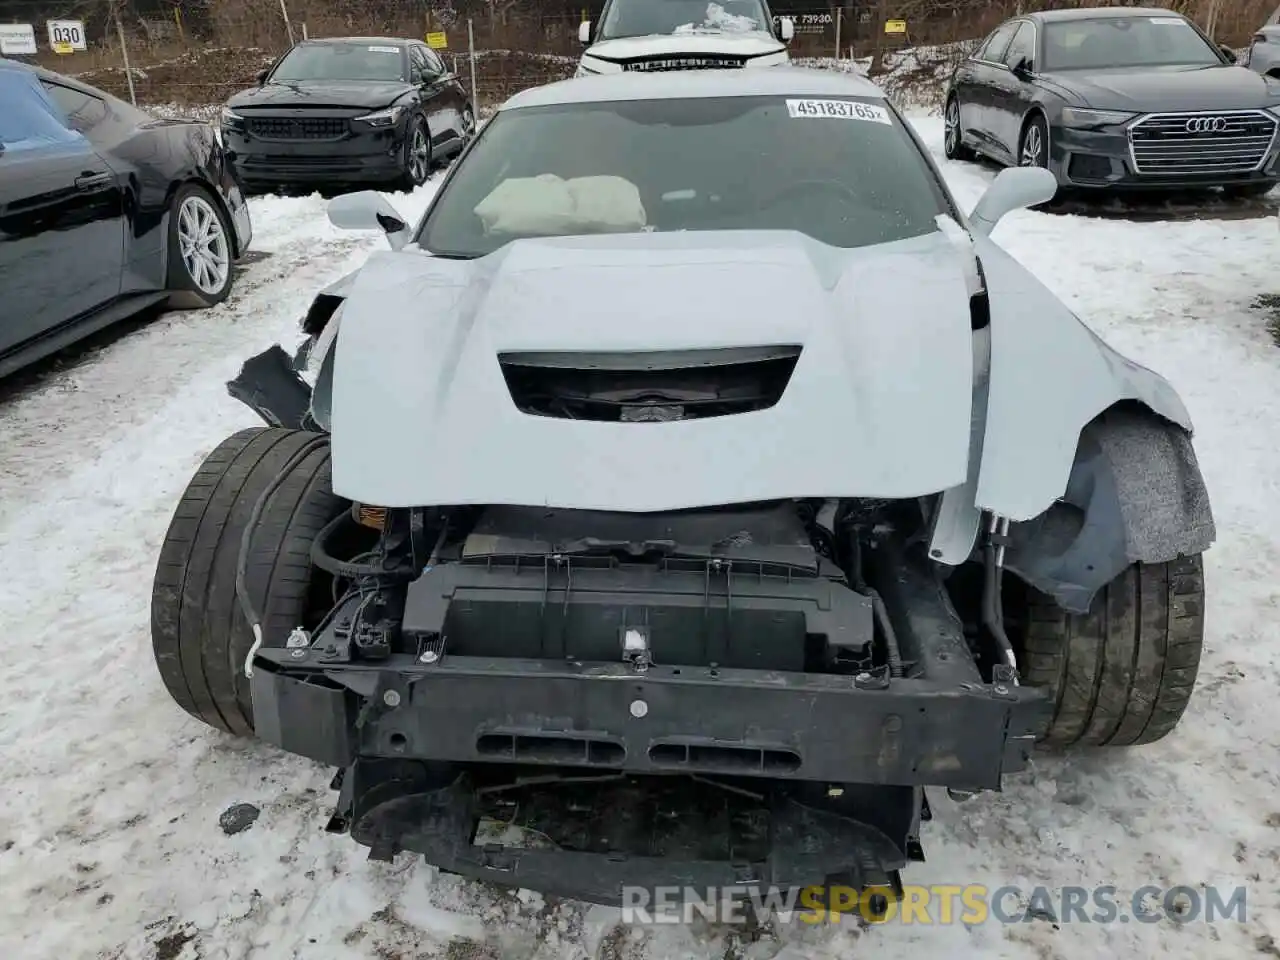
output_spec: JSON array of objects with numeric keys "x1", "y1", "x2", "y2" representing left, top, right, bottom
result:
[{"x1": 1185, "y1": 116, "x2": 1228, "y2": 133}]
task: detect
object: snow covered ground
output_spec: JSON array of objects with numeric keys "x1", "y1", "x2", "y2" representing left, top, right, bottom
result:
[{"x1": 2, "y1": 117, "x2": 1280, "y2": 960}]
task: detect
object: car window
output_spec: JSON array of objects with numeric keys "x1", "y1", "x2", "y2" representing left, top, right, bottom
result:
[
  {"x1": 269, "y1": 42, "x2": 407, "y2": 82},
  {"x1": 1042, "y1": 16, "x2": 1221, "y2": 70},
  {"x1": 975, "y1": 21, "x2": 1019, "y2": 63},
  {"x1": 1003, "y1": 22, "x2": 1035, "y2": 70},
  {"x1": 416, "y1": 95, "x2": 954, "y2": 259},
  {"x1": 409, "y1": 46, "x2": 428, "y2": 82},
  {"x1": 597, "y1": 0, "x2": 772, "y2": 41},
  {"x1": 423, "y1": 48, "x2": 446, "y2": 75},
  {"x1": 40, "y1": 81, "x2": 109, "y2": 134},
  {"x1": 0, "y1": 70, "x2": 85, "y2": 150}
]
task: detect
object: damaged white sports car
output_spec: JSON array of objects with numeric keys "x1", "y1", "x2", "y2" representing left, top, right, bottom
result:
[{"x1": 152, "y1": 69, "x2": 1214, "y2": 907}]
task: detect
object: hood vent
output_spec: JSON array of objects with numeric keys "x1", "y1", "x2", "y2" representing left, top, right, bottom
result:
[{"x1": 499, "y1": 346, "x2": 800, "y2": 422}]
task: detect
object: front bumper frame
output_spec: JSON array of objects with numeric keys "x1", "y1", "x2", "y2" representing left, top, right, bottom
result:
[
  {"x1": 251, "y1": 651, "x2": 1044, "y2": 790},
  {"x1": 250, "y1": 649, "x2": 1044, "y2": 903}
]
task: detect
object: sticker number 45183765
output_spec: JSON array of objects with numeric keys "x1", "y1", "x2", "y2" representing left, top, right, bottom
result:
[{"x1": 785, "y1": 99, "x2": 892, "y2": 124}]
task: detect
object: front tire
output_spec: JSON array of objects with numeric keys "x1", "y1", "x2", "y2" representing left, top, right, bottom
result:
[
  {"x1": 151, "y1": 428, "x2": 346, "y2": 736},
  {"x1": 399, "y1": 114, "x2": 432, "y2": 189},
  {"x1": 943, "y1": 95, "x2": 975, "y2": 161},
  {"x1": 166, "y1": 184, "x2": 235, "y2": 309},
  {"x1": 1018, "y1": 113, "x2": 1050, "y2": 169},
  {"x1": 1018, "y1": 556, "x2": 1205, "y2": 748}
]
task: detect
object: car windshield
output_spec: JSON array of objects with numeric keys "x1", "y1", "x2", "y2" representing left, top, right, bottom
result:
[
  {"x1": 268, "y1": 42, "x2": 406, "y2": 82},
  {"x1": 416, "y1": 95, "x2": 952, "y2": 259},
  {"x1": 0, "y1": 69, "x2": 84, "y2": 151},
  {"x1": 597, "y1": 0, "x2": 771, "y2": 40},
  {"x1": 1042, "y1": 16, "x2": 1222, "y2": 70}
]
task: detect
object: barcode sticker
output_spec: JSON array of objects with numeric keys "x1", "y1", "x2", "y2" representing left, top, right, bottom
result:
[
  {"x1": 1150, "y1": 17, "x2": 1186, "y2": 25},
  {"x1": 368, "y1": 45, "x2": 400, "y2": 53},
  {"x1": 785, "y1": 99, "x2": 892, "y2": 124}
]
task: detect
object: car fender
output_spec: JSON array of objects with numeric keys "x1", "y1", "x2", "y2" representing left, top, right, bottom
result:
[
  {"x1": 301, "y1": 268, "x2": 360, "y2": 335},
  {"x1": 970, "y1": 235, "x2": 1214, "y2": 611}
]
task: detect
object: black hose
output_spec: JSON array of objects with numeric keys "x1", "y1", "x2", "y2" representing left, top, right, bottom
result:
[
  {"x1": 981, "y1": 541, "x2": 1016, "y2": 674},
  {"x1": 236, "y1": 435, "x2": 331, "y2": 665},
  {"x1": 849, "y1": 538, "x2": 904, "y2": 679},
  {"x1": 868, "y1": 588, "x2": 905, "y2": 679},
  {"x1": 311, "y1": 512, "x2": 392, "y2": 580}
]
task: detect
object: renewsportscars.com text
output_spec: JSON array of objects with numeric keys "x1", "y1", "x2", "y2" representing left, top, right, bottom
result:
[{"x1": 621, "y1": 884, "x2": 1248, "y2": 926}]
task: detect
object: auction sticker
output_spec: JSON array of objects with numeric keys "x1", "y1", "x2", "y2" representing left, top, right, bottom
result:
[
  {"x1": 1149, "y1": 17, "x2": 1185, "y2": 24},
  {"x1": 368, "y1": 45, "x2": 400, "y2": 53},
  {"x1": 785, "y1": 99, "x2": 891, "y2": 124}
]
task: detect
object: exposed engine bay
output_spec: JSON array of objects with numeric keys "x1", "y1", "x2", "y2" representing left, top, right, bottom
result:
[{"x1": 305, "y1": 492, "x2": 1007, "y2": 690}]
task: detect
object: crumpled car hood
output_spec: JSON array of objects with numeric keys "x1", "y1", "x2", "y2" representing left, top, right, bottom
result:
[{"x1": 328, "y1": 230, "x2": 976, "y2": 511}]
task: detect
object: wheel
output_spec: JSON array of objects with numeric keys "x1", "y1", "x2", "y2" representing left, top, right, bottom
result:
[
  {"x1": 399, "y1": 114, "x2": 432, "y2": 189},
  {"x1": 461, "y1": 104, "x2": 476, "y2": 140},
  {"x1": 166, "y1": 183, "x2": 235, "y2": 309},
  {"x1": 1017, "y1": 556, "x2": 1205, "y2": 748},
  {"x1": 1222, "y1": 181, "x2": 1276, "y2": 199},
  {"x1": 151, "y1": 427, "x2": 347, "y2": 736},
  {"x1": 1018, "y1": 113, "x2": 1050, "y2": 169},
  {"x1": 943, "y1": 95, "x2": 975, "y2": 161}
]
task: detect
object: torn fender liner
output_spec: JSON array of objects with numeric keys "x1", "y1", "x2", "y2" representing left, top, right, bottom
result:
[
  {"x1": 1006, "y1": 404, "x2": 1216, "y2": 613},
  {"x1": 327, "y1": 230, "x2": 976, "y2": 511},
  {"x1": 973, "y1": 236, "x2": 1196, "y2": 521},
  {"x1": 337, "y1": 761, "x2": 918, "y2": 905},
  {"x1": 226, "y1": 344, "x2": 314, "y2": 431}
]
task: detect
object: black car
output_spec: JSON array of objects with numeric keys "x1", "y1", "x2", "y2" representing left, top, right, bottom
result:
[
  {"x1": 220, "y1": 37, "x2": 476, "y2": 191},
  {"x1": 944, "y1": 6, "x2": 1280, "y2": 197},
  {"x1": 0, "y1": 59, "x2": 252, "y2": 380}
]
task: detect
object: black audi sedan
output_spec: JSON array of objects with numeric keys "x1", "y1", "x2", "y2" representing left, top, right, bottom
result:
[
  {"x1": 220, "y1": 37, "x2": 476, "y2": 192},
  {"x1": 944, "y1": 7, "x2": 1280, "y2": 197}
]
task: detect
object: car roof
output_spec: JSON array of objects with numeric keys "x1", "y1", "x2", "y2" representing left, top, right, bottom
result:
[
  {"x1": 502, "y1": 66, "x2": 887, "y2": 111},
  {"x1": 1026, "y1": 6, "x2": 1190, "y2": 23}
]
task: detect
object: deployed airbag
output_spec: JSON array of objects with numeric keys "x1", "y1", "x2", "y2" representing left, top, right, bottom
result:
[{"x1": 474, "y1": 175, "x2": 648, "y2": 235}]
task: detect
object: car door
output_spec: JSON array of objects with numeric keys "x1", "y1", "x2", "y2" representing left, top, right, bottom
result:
[
  {"x1": 958, "y1": 20, "x2": 1020, "y2": 150},
  {"x1": 988, "y1": 20, "x2": 1039, "y2": 163},
  {"x1": 0, "y1": 89, "x2": 125, "y2": 356},
  {"x1": 416, "y1": 45, "x2": 461, "y2": 147}
]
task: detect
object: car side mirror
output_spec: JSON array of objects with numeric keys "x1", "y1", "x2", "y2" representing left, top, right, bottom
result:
[
  {"x1": 255, "y1": 68, "x2": 269, "y2": 84},
  {"x1": 779, "y1": 17, "x2": 795, "y2": 42},
  {"x1": 1220, "y1": 44, "x2": 1238, "y2": 63},
  {"x1": 1011, "y1": 57, "x2": 1033, "y2": 77},
  {"x1": 327, "y1": 191, "x2": 411, "y2": 250},
  {"x1": 968, "y1": 166, "x2": 1057, "y2": 236},
  {"x1": 579, "y1": 21, "x2": 592, "y2": 44}
]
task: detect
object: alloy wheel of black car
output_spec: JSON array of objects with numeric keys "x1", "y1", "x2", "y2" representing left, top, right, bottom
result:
[
  {"x1": 943, "y1": 95, "x2": 974, "y2": 161},
  {"x1": 462, "y1": 105, "x2": 476, "y2": 138},
  {"x1": 1018, "y1": 115, "x2": 1049, "y2": 168},
  {"x1": 402, "y1": 115, "x2": 432, "y2": 188},
  {"x1": 166, "y1": 184, "x2": 235, "y2": 309}
]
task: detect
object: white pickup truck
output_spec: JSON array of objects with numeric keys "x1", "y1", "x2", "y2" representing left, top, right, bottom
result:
[{"x1": 576, "y1": 0, "x2": 795, "y2": 74}]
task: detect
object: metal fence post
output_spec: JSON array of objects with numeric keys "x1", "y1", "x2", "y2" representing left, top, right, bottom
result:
[
  {"x1": 468, "y1": 18, "x2": 478, "y2": 121},
  {"x1": 835, "y1": 8, "x2": 842, "y2": 61},
  {"x1": 278, "y1": 0, "x2": 296, "y2": 46},
  {"x1": 114, "y1": 13, "x2": 137, "y2": 105}
]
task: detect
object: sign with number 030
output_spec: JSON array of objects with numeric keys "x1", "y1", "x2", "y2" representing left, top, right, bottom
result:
[{"x1": 47, "y1": 19, "x2": 88, "y2": 52}]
